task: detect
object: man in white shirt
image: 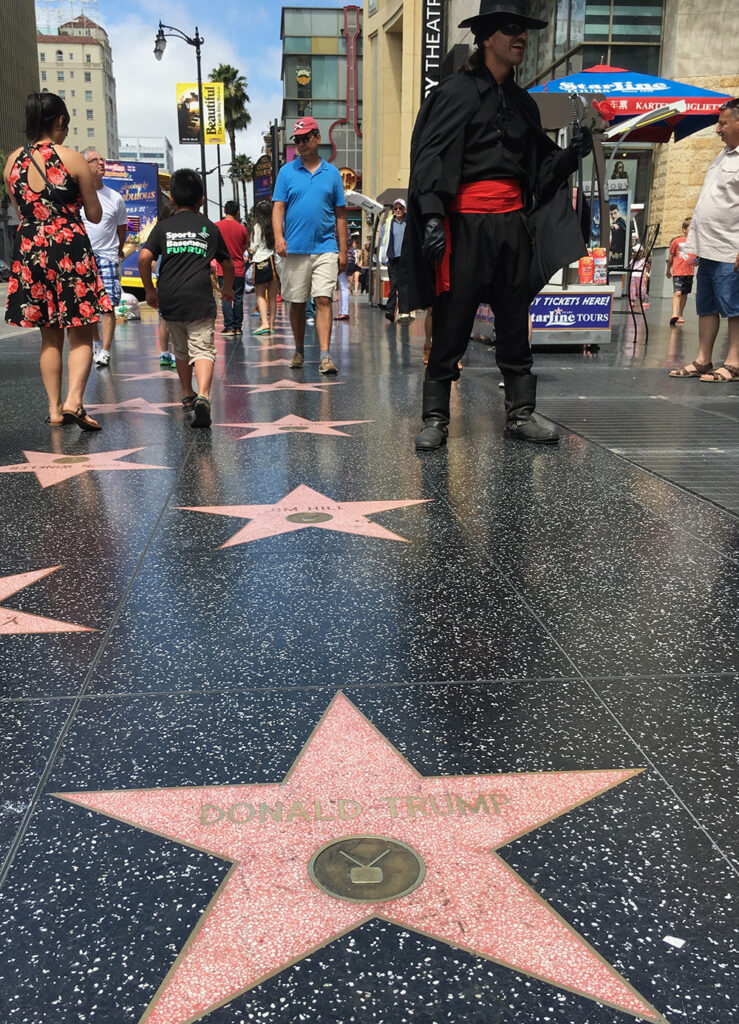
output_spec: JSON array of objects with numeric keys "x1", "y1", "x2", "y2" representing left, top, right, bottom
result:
[
  {"x1": 81, "y1": 150, "x2": 128, "y2": 368},
  {"x1": 669, "y1": 98, "x2": 739, "y2": 382}
]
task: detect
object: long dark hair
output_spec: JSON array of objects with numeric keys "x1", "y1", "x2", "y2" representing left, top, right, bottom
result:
[
  {"x1": 26, "y1": 92, "x2": 70, "y2": 142},
  {"x1": 255, "y1": 200, "x2": 274, "y2": 249}
]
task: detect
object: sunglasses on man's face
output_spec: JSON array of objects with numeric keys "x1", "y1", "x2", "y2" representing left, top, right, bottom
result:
[
  {"x1": 294, "y1": 132, "x2": 317, "y2": 143},
  {"x1": 496, "y1": 22, "x2": 527, "y2": 36}
]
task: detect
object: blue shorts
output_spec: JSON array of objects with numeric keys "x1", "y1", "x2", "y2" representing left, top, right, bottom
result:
[
  {"x1": 96, "y1": 257, "x2": 121, "y2": 306},
  {"x1": 695, "y1": 259, "x2": 739, "y2": 318}
]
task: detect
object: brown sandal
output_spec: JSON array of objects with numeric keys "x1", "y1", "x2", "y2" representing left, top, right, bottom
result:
[
  {"x1": 669, "y1": 361, "x2": 712, "y2": 378},
  {"x1": 699, "y1": 364, "x2": 739, "y2": 382}
]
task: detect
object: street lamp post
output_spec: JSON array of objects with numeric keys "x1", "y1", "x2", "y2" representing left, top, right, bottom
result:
[{"x1": 154, "y1": 21, "x2": 208, "y2": 210}]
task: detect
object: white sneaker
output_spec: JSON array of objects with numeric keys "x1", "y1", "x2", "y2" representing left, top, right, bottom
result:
[
  {"x1": 95, "y1": 349, "x2": 111, "y2": 367},
  {"x1": 397, "y1": 313, "x2": 414, "y2": 325}
]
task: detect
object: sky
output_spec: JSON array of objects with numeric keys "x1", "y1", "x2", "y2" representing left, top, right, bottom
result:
[{"x1": 84, "y1": 0, "x2": 343, "y2": 198}]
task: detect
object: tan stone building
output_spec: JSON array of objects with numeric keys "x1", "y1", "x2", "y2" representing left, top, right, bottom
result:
[
  {"x1": 650, "y1": 0, "x2": 738, "y2": 250},
  {"x1": 37, "y1": 14, "x2": 119, "y2": 158},
  {"x1": 362, "y1": 0, "x2": 446, "y2": 202}
]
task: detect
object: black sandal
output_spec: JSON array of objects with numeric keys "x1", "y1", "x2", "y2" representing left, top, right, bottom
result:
[
  {"x1": 44, "y1": 415, "x2": 67, "y2": 427},
  {"x1": 62, "y1": 406, "x2": 102, "y2": 431},
  {"x1": 181, "y1": 394, "x2": 197, "y2": 409}
]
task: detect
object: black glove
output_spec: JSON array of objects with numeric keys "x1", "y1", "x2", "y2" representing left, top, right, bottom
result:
[
  {"x1": 423, "y1": 216, "x2": 446, "y2": 264},
  {"x1": 570, "y1": 123, "x2": 593, "y2": 158}
]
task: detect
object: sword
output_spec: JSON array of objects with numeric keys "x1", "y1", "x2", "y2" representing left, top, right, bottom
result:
[{"x1": 570, "y1": 93, "x2": 585, "y2": 225}]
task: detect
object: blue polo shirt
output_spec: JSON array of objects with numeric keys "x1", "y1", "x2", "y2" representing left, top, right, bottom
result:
[{"x1": 273, "y1": 157, "x2": 345, "y2": 255}]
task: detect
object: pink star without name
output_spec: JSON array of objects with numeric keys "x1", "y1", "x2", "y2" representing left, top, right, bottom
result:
[
  {"x1": 213, "y1": 414, "x2": 372, "y2": 440},
  {"x1": 241, "y1": 358, "x2": 298, "y2": 367},
  {"x1": 0, "y1": 448, "x2": 169, "y2": 488},
  {"x1": 0, "y1": 566, "x2": 94, "y2": 634},
  {"x1": 118, "y1": 370, "x2": 182, "y2": 382},
  {"x1": 56, "y1": 693, "x2": 668, "y2": 1024},
  {"x1": 227, "y1": 378, "x2": 342, "y2": 394},
  {"x1": 177, "y1": 483, "x2": 430, "y2": 547},
  {"x1": 84, "y1": 398, "x2": 180, "y2": 417}
]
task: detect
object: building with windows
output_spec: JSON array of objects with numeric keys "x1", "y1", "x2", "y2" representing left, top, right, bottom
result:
[
  {"x1": 36, "y1": 14, "x2": 119, "y2": 158},
  {"x1": 118, "y1": 136, "x2": 174, "y2": 174},
  {"x1": 280, "y1": 6, "x2": 363, "y2": 198}
]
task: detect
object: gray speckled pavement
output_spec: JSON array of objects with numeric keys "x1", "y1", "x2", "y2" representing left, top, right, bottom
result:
[{"x1": 0, "y1": 292, "x2": 736, "y2": 1024}]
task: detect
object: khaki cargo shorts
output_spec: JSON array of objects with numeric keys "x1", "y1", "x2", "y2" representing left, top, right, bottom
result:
[
  {"x1": 166, "y1": 316, "x2": 216, "y2": 364},
  {"x1": 277, "y1": 252, "x2": 339, "y2": 303}
]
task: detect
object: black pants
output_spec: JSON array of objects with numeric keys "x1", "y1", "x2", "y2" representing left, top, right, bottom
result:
[
  {"x1": 387, "y1": 258, "x2": 408, "y2": 315},
  {"x1": 426, "y1": 211, "x2": 533, "y2": 382}
]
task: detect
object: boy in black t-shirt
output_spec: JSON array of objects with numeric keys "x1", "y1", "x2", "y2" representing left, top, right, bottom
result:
[{"x1": 139, "y1": 169, "x2": 234, "y2": 427}]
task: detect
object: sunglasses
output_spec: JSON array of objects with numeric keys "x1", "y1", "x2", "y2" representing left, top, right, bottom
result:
[
  {"x1": 718, "y1": 99, "x2": 738, "y2": 112},
  {"x1": 294, "y1": 131, "x2": 317, "y2": 143},
  {"x1": 496, "y1": 22, "x2": 528, "y2": 35}
]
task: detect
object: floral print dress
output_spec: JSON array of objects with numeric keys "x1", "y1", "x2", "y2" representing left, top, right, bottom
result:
[{"x1": 4, "y1": 143, "x2": 113, "y2": 329}]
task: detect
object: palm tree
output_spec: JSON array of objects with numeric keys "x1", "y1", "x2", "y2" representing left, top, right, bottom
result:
[
  {"x1": 230, "y1": 154, "x2": 254, "y2": 216},
  {"x1": 209, "y1": 64, "x2": 251, "y2": 201}
]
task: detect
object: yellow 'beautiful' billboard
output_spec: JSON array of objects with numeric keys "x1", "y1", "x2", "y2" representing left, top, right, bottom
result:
[{"x1": 176, "y1": 82, "x2": 225, "y2": 145}]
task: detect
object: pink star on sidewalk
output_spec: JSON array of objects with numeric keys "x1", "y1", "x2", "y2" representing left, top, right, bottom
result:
[
  {"x1": 0, "y1": 566, "x2": 94, "y2": 634},
  {"x1": 241, "y1": 358, "x2": 305, "y2": 367},
  {"x1": 56, "y1": 693, "x2": 667, "y2": 1024},
  {"x1": 227, "y1": 379, "x2": 341, "y2": 394},
  {"x1": 242, "y1": 342, "x2": 296, "y2": 351},
  {"x1": 0, "y1": 448, "x2": 169, "y2": 488},
  {"x1": 177, "y1": 483, "x2": 431, "y2": 547},
  {"x1": 117, "y1": 370, "x2": 182, "y2": 382},
  {"x1": 213, "y1": 414, "x2": 372, "y2": 440},
  {"x1": 84, "y1": 398, "x2": 180, "y2": 417}
]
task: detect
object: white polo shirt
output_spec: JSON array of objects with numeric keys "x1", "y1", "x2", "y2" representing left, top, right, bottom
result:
[
  {"x1": 82, "y1": 184, "x2": 128, "y2": 264},
  {"x1": 685, "y1": 145, "x2": 739, "y2": 264}
]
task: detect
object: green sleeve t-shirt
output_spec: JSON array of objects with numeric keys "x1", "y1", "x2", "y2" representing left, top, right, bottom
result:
[{"x1": 143, "y1": 210, "x2": 229, "y2": 321}]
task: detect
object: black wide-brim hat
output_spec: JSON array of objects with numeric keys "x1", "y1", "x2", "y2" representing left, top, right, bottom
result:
[{"x1": 459, "y1": 0, "x2": 548, "y2": 31}]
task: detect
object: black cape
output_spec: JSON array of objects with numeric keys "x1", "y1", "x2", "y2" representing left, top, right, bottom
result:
[{"x1": 402, "y1": 68, "x2": 587, "y2": 309}]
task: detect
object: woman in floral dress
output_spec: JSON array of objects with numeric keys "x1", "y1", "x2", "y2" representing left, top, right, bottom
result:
[{"x1": 3, "y1": 92, "x2": 112, "y2": 429}]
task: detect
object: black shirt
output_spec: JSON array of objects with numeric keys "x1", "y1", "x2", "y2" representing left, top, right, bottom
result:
[
  {"x1": 409, "y1": 67, "x2": 576, "y2": 219},
  {"x1": 143, "y1": 211, "x2": 229, "y2": 321}
]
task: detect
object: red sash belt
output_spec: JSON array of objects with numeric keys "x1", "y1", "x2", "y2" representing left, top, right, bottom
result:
[{"x1": 436, "y1": 180, "x2": 524, "y2": 294}]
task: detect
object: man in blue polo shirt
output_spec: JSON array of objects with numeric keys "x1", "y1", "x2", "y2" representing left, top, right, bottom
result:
[{"x1": 273, "y1": 117, "x2": 347, "y2": 374}]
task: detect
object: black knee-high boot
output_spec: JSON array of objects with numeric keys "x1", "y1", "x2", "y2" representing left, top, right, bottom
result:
[
  {"x1": 503, "y1": 375, "x2": 559, "y2": 444},
  {"x1": 414, "y1": 380, "x2": 451, "y2": 451}
]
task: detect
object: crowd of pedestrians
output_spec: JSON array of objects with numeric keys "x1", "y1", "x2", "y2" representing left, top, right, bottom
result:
[{"x1": 3, "y1": 70, "x2": 738, "y2": 446}]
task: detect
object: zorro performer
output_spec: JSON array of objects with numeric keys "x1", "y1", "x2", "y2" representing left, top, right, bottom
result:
[{"x1": 404, "y1": 0, "x2": 592, "y2": 450}]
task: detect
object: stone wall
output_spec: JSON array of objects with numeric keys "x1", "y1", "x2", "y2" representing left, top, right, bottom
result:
[{"x1": 650, "y1": 74, "x2": 739, "y2": 248}]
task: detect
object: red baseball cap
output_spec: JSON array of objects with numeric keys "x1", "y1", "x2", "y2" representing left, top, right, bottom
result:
[{"x1": 290, "y1": 116, "x2": 319, "y2": 139}]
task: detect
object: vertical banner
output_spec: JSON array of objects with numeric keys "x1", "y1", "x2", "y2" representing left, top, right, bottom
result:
[
  {"x1": 176, "y1": 83, "x2": 201, "y2": 144},
  {"x1": 102, "y1": 161, "x2": 159, "y2": 288},
  {"x1": 253, "y1": 155, "x2": 273, "y2": 203},
  {"x1": 421, "y1": 0, "x2": 445, "y2": 99},
  {"x1": 202, "y1": 81, "x2": 226, "y2": 146}
]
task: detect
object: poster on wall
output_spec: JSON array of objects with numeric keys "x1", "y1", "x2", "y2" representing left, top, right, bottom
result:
[
  {"x1": 102, "y1": 161, "x2": 159, "y2": 288},
  {"x1": 583, "y1": 180, "x2": 631, "y2": 271}
]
